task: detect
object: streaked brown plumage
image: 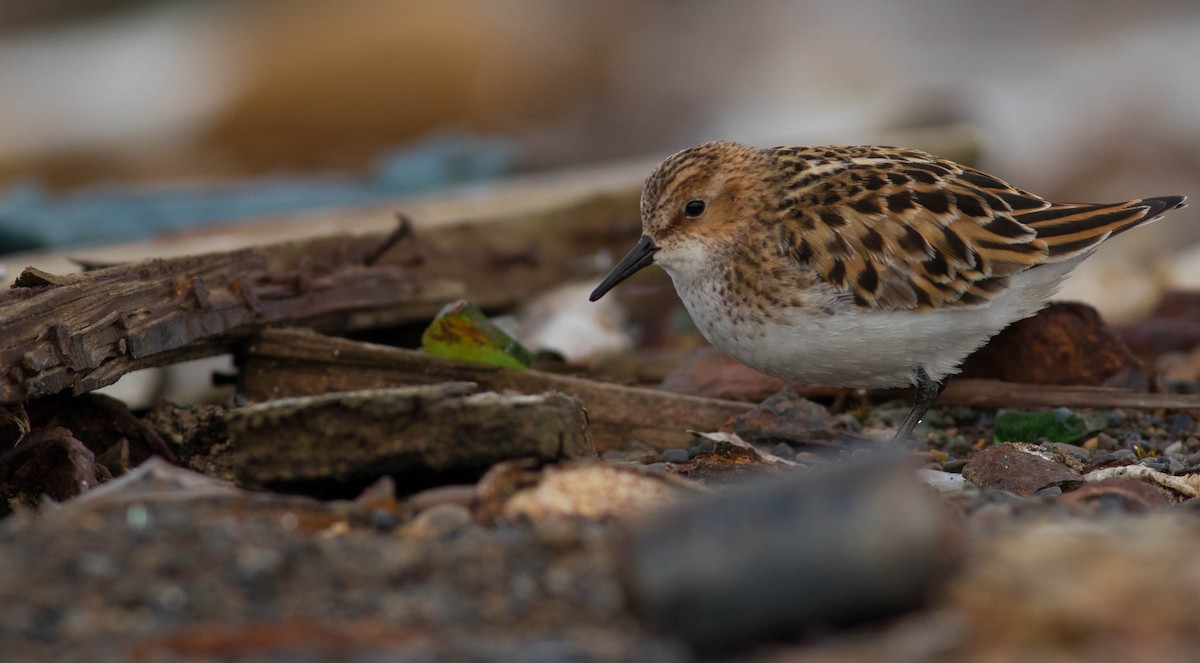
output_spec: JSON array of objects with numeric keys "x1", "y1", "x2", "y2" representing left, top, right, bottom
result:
[{"x1": 592, "y1": 141, "x2": 1187, "y2": 446}]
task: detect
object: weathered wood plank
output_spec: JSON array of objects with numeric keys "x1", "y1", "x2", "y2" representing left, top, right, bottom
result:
[
  {"x1": 940, "y1": 379, "x2": 1200, "y2": 410},
  {"x1": 0, "y1": 192, "x2": 642, "y2": 403},
  {"x1": 240, "y1": 328, "x2": 754, "y2": 451},
  {"x1": 227, "y1": 382, "x2": 595, "y2": 488}
]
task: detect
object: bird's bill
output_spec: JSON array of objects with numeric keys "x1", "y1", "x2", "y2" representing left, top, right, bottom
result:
[{"x1": 589, "y1": 235, "x2": 660, "y2": 301}]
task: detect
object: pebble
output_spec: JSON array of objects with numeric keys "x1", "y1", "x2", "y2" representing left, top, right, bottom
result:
[
  {"x1": 1087, "y1": 449, "x2": 1139, "y2": 467},
  {"x1": 1139, "y1": 457, "x2": 1171, "y2": 473},
  {"x1": 770, "y1": 443, "x2": 797, "y2": 461},
  {"x1": 833, "y1": 413, "x2": 863, "y2": 432},
  {"x1": 941, "y1": 458, "x2": 969, "y2": 473},
  {"x1": 1168, "y1": 458, "x2": 1186, "y2": 474},
  {"x1": 1163, "y1": 440, "x2": 1185, "y2": 458},
  {"x1": 402, "y1": 503, "x2": 472, "y2": 539},
  {"x1": 1047, "y1": 442, "x2": 1091, "y2": 461},
  {"x1": 1168, "y1": 413, "x2": 1194, "y2": 433},
  {"x1": 661, "y1": 448, "x2": 690, "y2": 464},
  {"x1": 1095, "y1": 433, "x2": 1120, "y2": 451},
  {"x1": 915, "y1": 468, "x2": 966, "y2": 492},
  {"x1": 1186, "y1": 451, "x2": 1200, "y2": 468},
  {"x1": 691, "y1": 438, "x2": 717, "y2": 456},
  {"x1": 943, "y1": 436, "x2": 973, "y2": 455}
]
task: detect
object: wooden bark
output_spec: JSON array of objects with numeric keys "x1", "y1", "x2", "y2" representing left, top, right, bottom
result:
[
  {"x1": 240, "y1": 328, "x2": 754, "y2": 451},
  {"x1": 226, "y1": 382, "x2": 595, "y2": 488},
  {"x1": 0, "y1": 192, "x2": 642, "y2": 403},
  {"x1": 939, "y1": 379, "x2": 1200, "y2": 410}
]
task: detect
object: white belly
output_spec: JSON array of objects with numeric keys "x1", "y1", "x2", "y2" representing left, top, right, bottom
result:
[{"x1": 667, "y1": 260, "x2": 1079, "y2": 389}]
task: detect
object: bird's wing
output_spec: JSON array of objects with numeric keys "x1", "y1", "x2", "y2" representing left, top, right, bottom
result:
[{"x1": 771, "y1": 146, "x2": 1183, "y2": 311}]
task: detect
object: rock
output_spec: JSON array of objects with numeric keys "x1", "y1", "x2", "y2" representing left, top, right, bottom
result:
[
  {"x1": 402, "y1": 503, "x2": 473, "y2": 539},
  {"x1": 1058, "y1": 477, "x2": 1169, "y2": 513},
  {"x1": 503, "y1": 465, "x2": 692, "y2": 520},
  {"x1": 1087, "y1": 449, "x2": 1139, "y2": 469},
  {"x1": 959, "y1": 302, "x2": 1149, "y2": 389},
  {"x1": 729, "y1": 387, "x2": 838, "y2": 446},
  {"x1": 659, "y1": 448, "x2": 689, "y2": 464},
  {"x1": 0, "y1": 427, "x2": 109, "y2": 510},
  {"x1": 962, "y1": 443, "x2": 1084, "y2": 496},
  {"x1": 622, "y1": 457, "x2": 961, "y2": 654},
  {"x1": 945, "y1": 515, "x2": 1200, "y2": 659},
  {"x1": 27, "y1": 392, "x2": 178, "y2": 466},
  {"x1": 916, "y1": 468, "x2": 968, "y2": 493}
]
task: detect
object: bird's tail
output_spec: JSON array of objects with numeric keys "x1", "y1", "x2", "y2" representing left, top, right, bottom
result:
[{"x1": 1016, "y1": 195, "x2": 1187, "y2": 260}]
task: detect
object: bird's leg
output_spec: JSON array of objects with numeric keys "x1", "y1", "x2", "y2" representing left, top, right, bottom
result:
[{"x1": 886, "y1": 367, "x2": 947, "y2": 448}]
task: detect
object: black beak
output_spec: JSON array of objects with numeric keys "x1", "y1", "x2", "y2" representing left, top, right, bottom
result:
[{"x1": 589, "y1": 235, "x2": 660, "y2": 301}]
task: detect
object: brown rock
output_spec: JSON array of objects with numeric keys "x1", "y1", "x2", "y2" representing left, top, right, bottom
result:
[
  {"x1": 729, "y1": 387, "x2": 838, "y2": 446},
  {"x1": 1059, "y1": 477, "x2": 1169, "y2": 512},
  {"x1": 962, "y1": 442, "x2": 1084, "y2": 495},
  {"x1": 27, "y1": 393, "x2": 178, "y2": 466},
  {"x1": 503, "y1": 465, "x2": 691, "y2": 521},
  {"x1": 0, "y1": 426, "x2": 109, "y2": 508},
  {"x1": 959, "y1": 302, "x2": 1149, "y2": 390}
]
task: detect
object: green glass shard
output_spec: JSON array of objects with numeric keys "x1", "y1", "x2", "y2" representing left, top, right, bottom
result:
[
  {"x1": 992, "y1": 407, "x2": 1101, "y2": 444},
  {"x1": 421, "y1": 300, "x2": 533, "y2": 369}
]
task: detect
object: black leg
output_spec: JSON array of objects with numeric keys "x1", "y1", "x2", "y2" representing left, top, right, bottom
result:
[{"x1": 886, "y1": 367, "x2": 947, "y2": 448}]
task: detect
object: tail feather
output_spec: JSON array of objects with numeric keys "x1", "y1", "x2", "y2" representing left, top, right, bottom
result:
[{"x1": 1017, "y1": 195, "x2": 1187, "y2": 260}]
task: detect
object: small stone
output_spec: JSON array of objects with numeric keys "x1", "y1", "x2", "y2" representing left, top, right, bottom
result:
[
  {"x1": 730, "y1": 387, "x2": 836, "y2": 446},
  {"x1": 916, "y1": 468, "x2": 967, "y2": 492},
  {"x1": 1168, "y1": 458, "x2": 1185, "y2": 474},
  {"x1": 1059, "y1": 477, "x2": 1169, "y2": 512},
  {"x1": 691, "y1": 438, "x2": 717, "y2": 456},
  {"x1": 402, "y1": 503, "x2": 473, "y2": 539},
  {"x1": 1163, "y1": 440, "x2": 1185, "y2": 458},
  {"x1": 833, "y1": 413, "x2": 863, "y2": 432},
  {"x1": 1047, "y1": 442, "x2": 1091, "y2": 461},
  {"x1": 770, "y1": 443, "x2": 797, "y2": 461},
  {"x1": 1167, "y1": 413, "x2": 1194, "y2": 433},
  {"x1": 1186, "y1": 451, "x2": 1200, "y2": 467},
  {"x1": 1096, "y1": 433, "x2": 1120, "y2": 451},
  {"x1": 1081, "y1": 436, "x2": 1100, "y2": 450},
  {"x1": 1140, "y1": 457, "x2": 1171, "y2": 473},
  {"x1": 1087, "y1": 449, "x2": 1139, "y2": 468},
  {"x1": 661, "y1": 448, "x2": 690, "y2": 464},
  {"x1": 941, "y1": 458, "x2": 969, "y2": 473}
]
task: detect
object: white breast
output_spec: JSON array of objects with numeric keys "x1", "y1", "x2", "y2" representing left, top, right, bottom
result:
[{"x1": 664, "y1": 258, "x2": 1081, "y2": 389}]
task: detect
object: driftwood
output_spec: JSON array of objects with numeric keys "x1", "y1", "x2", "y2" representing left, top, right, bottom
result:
[
  {"x1": 0, "y1": 193, "x2": 642, "y2": 404},
  {"x1": 240, "y1": 327, "x2": 754, "y2": 451},
  {"x1": 940, "y1": 380, "x2": 1200, "y2": 410},
  {"x1": 226, "y1": 382, "x2": 595, "y2": 489}
]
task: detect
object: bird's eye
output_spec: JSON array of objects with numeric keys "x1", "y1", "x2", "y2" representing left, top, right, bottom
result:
[{"x1": 684, "y1": 200, "x2": 706, "y2": 219}]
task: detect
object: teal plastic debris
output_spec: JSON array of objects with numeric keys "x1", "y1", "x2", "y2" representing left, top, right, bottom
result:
[{"x1": 0, "y1": 133, "x2": 521, "y2": 253}]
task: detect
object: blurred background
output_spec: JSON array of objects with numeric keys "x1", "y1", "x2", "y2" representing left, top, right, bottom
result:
[{"x1": 1, "y1": 0, "x2": 1197, "y2": 318}]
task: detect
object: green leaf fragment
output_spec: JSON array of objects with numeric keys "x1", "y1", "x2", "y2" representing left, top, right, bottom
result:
[
  {"x1": 992, "y1": 407, "x2": 1102, "y2": 444},
  {"x1": 421, "y1": 299, "x2": 533, "y2": 369}
]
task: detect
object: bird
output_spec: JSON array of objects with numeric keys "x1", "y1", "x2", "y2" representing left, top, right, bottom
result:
[{"x1": 589, "y1": 141, "x2": 1187, "y2": 447}]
